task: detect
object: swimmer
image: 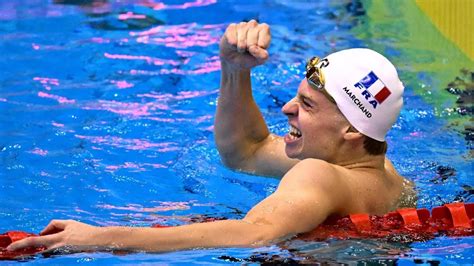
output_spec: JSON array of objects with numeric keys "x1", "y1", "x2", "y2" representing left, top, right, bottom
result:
[{"x1": 7, "y1": 21, "x2": 416, "y2": 253}]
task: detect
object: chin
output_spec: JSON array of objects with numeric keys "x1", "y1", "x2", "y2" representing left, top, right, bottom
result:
[{"x1": 284, "y1": 147, "x2": 303, "y2": 160}]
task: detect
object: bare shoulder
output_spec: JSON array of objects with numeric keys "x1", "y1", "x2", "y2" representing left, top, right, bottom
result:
[
  {"x1": 384, "y1": 157, "x2": 417, "y2": 209},
  {"x1": 282, "y1": 159, "x2": 337, "y2": 181},
  {"x1": 279, "y1": 159, "x2": 349, "y2": 202}
]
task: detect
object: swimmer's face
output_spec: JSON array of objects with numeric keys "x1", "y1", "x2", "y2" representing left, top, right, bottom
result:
[{"x1": 281, "y1": 79, "x2": 349, "y2": 161}]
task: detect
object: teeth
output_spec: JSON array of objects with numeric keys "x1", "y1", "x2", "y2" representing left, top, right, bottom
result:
[{"x1": 289, "y1": 125, "x2": 302, "y2": 138}]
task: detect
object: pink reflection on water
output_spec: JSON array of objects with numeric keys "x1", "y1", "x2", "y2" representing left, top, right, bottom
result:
[
  {"x1": 111, "y1": 80, "x2": 134, "y2": 89},
  {"x1": 104, "y1": 52, "x2": 185, "y2": 66},
  {"x1": 29, "y1": 148, "x2": 48, "y2": 156},
  {"x1": 129, "y1": 57, "x2": 220, "y2": 75},
  {"x1": 51, "y1": 121, "x2": 75, "y2": 133},
  {"x1": 118, "y1": 11, "x2": 147, "y2": 20},
  {"x1": 403, "y1": 131, "x2": 423, "y2": 140},
  {"x1": 0, "y1": 98, "x2": 7, "y2": 102},
  {"x1": 176, "y1": 50, "x2": 196, "y2": 57},
  {"x1": 137, "y1": 32, "x2": 219, "y2": 48},
  {"x1": 105, "y1": 161, "x2": 167, "y2": 172},
  {"x1": 75, "y1": 134, "x2": 179, "y2": 152},
  {"x1": 140, "y1": 0, "x2": 216, "y2": 10},
  {"x1": 192, "y1": 56, "x2": 220, "y2": 74},
  {"x1": 52, "y1": 122, "x2": 65, "y2": 127},
  {"x1": 83, "y1": 99, "x2": 169, "y2": 117},
  {"x1": 89, "y1": 185, "x2": 110, "y2": 193},
  {"x1": 172, "y1": 110, "x2": 192, "y2": 114},
  {"x1": 137, "y1": 89, "x2": 218, "y2": 101},
  {"x1": 38, "y1": 91, "x2": 75, "y2": 104},
  {"x1": 34, "y1": 77, "x2": 59, "y2": 91},
  {"x1": 97, "y1": 201, "x2": 193, "y2": 212},
  {"x1": 39, "y1": 171, "x2": 50, "y2": 177},
  {"x1": 90, "y1": 37, "x2": 111, "y2": 44},
  {"x1": 131, "y1": 23, "x2": 223, "y2": 49},
  {"x1": 0, "y1": 2, "x2": 67, "y2": 20},
  {"x1": 106, "y1": 162, "x2": 145, "y2": 172},
  {"x1": 205, "y1": 125, "x2": 214, "y2": 131}
]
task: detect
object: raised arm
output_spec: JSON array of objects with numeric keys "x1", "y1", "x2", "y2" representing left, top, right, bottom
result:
[{"x1": 215, "y1": 20, "x2": 298, "y2": 177}]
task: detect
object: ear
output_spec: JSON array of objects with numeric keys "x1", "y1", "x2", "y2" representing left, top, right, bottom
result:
[{"x1": 343, "y1": 126, "x2": 365, "y2": 141}]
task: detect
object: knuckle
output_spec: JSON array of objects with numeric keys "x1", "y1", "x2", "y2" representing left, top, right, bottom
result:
[
  {"x1": 259, "y1": 23, "x2": 270, "y2": 30},
  {"x1": 248, "y1": 26, "x2": 258, "y2": 34},
  {"x1": 23, "y1": 237, "x2": 36, "y2": 246},
  {"x1": 227, "y1": 23, "x2": 236, "y2": 30}
]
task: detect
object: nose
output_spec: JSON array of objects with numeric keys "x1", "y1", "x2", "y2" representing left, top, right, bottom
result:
[{"x1": 282, "y1": 98, "x2": 298, "y2": 117}]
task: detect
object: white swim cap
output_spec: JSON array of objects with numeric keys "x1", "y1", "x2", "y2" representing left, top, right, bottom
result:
[{"x1": 319, "y1": 48, "x2": 404, "y2": 142}]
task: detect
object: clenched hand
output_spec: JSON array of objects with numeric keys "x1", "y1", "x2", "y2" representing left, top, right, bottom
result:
[{"x1": 219, "y1": 20, "x2": 271, "y2": 70}]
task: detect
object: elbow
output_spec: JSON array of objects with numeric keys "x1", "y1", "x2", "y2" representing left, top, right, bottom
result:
[{"x1": 216, "y1": 144, "x2": 248, "y2": 171}]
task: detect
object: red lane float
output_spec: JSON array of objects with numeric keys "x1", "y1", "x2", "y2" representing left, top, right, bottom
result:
[
  {"x1": 298, "y1": 202, "x2": 474, "y2": 241},
  {"x1": 1, "y1": 203, "x2": 473, "y2": 260},
  {"x1": 0, "y1": 231, "x2": 46, "y2": 260}
]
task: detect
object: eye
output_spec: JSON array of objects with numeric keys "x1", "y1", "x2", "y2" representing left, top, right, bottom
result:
[
  {"x1": 302, "y1": 99, "x2": 311, "y2": 107},
  {"x1": 299, "y1": 97, "x2": 312, "y2": 108}
]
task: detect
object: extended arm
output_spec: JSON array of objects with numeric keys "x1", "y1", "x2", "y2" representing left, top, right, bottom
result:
[
  {"x1": 7, "y1": 160, "x2": 345, "y2": 253},
  {"x1": 215, "y1": 21, "x2": 298, "y2": 177}
]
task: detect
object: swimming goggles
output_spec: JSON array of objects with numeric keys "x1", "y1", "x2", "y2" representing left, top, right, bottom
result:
[{"x1": 305, "y1": 56, "x2": 335, "y2": 103}]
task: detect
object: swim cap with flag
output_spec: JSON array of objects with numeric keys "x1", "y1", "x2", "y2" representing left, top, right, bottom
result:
[{"x1": 319, "y1": 48, "x2": 404, "y2": 142}]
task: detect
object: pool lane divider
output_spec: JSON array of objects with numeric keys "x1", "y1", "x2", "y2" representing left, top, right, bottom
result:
[
  {"x1": 0, "y1": 231, "x2": 46, "y2": 260},
  {"x1": 1, "y1": 203, "x2": 473, "y2": 260},
  {"x1": 298, "y1": 202, "x2": 473, "y2": 241}
]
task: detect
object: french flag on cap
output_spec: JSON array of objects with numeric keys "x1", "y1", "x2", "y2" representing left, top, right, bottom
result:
[{"x1": 357, "y1": 71, "x2": 391, "y2": 103}]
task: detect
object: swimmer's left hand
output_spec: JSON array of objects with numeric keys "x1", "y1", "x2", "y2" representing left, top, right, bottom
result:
[{"x1": 6, "y1": 219, "x2": 101, "y2": 253}]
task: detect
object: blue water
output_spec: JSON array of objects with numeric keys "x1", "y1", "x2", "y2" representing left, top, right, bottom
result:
[{"x1": 1, "y1": 0, "x2": 473, "y2": 264}]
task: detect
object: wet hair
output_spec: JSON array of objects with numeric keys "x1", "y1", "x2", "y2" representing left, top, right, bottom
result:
[
  {"x1": 363, "y1": 137, "x2": 387, "y2": 155},
  {"x1": 347, "y1": 125, "x2": 387, "y2": 155}
]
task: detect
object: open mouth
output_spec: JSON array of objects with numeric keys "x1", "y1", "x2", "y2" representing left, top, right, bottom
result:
[{"x1": 288, "y1": 125, "x2": 302, "y2": 140}]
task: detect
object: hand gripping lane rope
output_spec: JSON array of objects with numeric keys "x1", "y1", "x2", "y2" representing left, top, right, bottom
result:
[{"x1": 1, "y1": 203, "x2": 473, "y2": 260}]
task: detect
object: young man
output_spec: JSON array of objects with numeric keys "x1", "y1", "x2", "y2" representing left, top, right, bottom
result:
[{"x1": 7, "y1": 21, "x2": 415, "y2": 253}]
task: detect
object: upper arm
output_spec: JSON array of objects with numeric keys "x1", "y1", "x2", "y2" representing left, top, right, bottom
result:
[
  {"x1": 235, "y1": 134, "x2": 300, "y2": 178},
  {"x1": 242, "y1": 160, "x2": 349, "y2": 240}
]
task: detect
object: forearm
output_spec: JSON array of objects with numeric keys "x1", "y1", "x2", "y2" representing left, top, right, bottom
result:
[
  {"x1": 215, "y1": 61, "x2": 270, "y2": 166},
  {"x1": 95, "y1": 219, "x2": 269, "y2": 252}
]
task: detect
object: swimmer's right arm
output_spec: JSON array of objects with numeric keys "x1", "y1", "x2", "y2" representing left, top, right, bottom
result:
[{"x1": 215, "y1": 21, "x2": 298, "y2": 177}]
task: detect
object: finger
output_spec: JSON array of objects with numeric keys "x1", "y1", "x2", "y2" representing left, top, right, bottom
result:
[
  {"x1": 246, "y1": 21, "x2": 259, "y2": 49},
  {"x1": 248, "y1": 45, "x2": 269, "y2": 63},
  {"x1": 223, "y1": 23, "x2": 237, "y2": 47},
  {"x1": 6, "y1": 234, "x2": 60, "y2": 251},
  {"x1": 40, "y1": 219, "x2": 69, "y2": 235},
  {"x1": 236, "y1": 22, "x2": 250, "y2": 53},
  {"x1": 257, "y1": 23, "x2": 271, "y2": 49}
]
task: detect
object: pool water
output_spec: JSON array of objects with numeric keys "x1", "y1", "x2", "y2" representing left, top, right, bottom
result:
[{"x1": 1, "y1": 0, "x2": 473, "y2": 264}]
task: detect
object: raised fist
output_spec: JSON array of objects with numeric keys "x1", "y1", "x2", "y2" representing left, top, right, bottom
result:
[{"x1": 219, "y1": 20, "x2": 271, "y2": 70}]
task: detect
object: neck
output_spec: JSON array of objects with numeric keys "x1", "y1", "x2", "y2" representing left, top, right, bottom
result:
[
  {"x1": 330, "y1": 144, "x2": 385, "y2": 170},
  {"x1": 334, "y1": 154, "x2": 385, "y2": 170}
]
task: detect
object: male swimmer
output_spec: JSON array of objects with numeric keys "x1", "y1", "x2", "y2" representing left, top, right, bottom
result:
[{"x1": 8, "y1": 21, "x2": 415, "y2": 253}]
